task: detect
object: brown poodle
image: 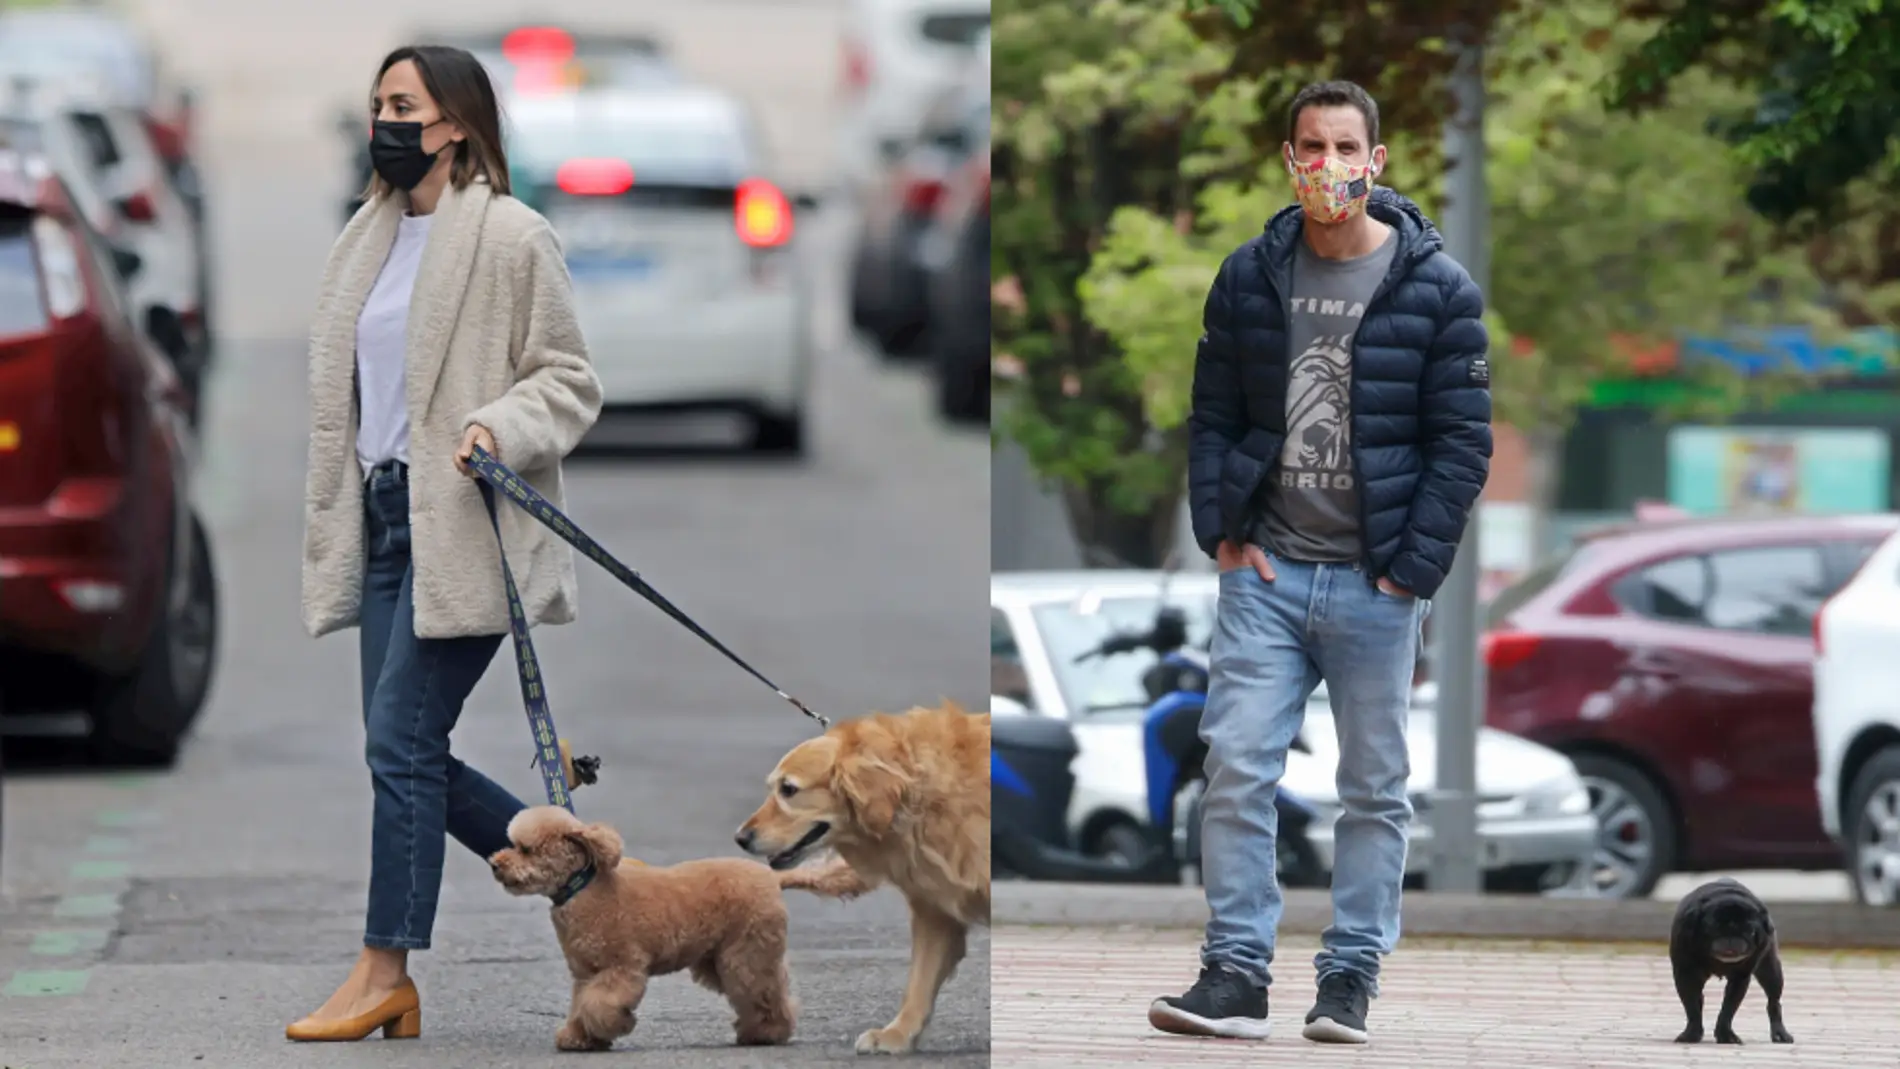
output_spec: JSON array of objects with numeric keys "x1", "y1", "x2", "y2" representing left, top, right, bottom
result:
[
  {"x1": 490, "y1": 805, "x2": 862, "y2": 1052},
  {"x1": 737, "y1": 702, "x2": 990, "y2": 1054}
]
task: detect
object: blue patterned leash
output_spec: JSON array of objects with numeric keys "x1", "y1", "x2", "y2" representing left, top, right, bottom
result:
[{"x1": 467, "y1": 446, "x2": 831, "y2": 810}]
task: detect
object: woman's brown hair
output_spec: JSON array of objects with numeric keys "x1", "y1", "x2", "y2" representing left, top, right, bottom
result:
[{"x1": 360, "y1": 44, "x2": 511, "y2": 202}]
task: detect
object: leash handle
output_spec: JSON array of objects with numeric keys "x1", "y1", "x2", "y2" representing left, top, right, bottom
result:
[{"x1": 467, "y1": 447, "x2": 831, "y2": 731}]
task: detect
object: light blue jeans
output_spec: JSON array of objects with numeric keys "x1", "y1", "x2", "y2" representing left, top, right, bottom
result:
[{"x1": 1197, "y1": 557, "x2": 1426, "y2": 995}]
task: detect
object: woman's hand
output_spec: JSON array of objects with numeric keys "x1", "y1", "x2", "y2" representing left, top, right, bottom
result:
[{"x1": 454, "y1": 423, "x2": 497, "y2": 478}]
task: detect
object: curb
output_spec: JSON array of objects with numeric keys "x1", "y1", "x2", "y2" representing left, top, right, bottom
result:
[{"x1": 995, "y1": 881, "x2": 1900, "y2": 950}]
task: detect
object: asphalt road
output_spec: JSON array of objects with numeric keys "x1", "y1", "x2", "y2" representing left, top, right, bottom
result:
[{"x1": 0, "y1": 2, "x2": 990, "y2": 1066}]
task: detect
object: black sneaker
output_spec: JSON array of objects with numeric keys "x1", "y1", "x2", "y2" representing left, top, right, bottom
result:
[
  {"x1": 1147, "y1": 964, "x2": 1272, "y2": 1040},
  {"x1": 1301, "y1": 971, "x2": 1371, "y2": 1043}
]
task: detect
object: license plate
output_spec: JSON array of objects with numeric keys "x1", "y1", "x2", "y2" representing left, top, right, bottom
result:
[{"x1": 565, "y1": 251, "x2": 657, "y2": 279}]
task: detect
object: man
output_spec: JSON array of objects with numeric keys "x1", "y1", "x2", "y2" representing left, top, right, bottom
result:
[{"x1": 1148, "y1": 80, "x2": 1491, "y2": 1045}]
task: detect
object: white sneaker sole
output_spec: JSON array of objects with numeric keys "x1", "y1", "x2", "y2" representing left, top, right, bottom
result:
[
  {"x1": 1147, "y1": 999, "x2": 1273, "y2": 1040},
  {"x1": 1302, "y1": 1016, "x2": 1369, "y2": 1044}
]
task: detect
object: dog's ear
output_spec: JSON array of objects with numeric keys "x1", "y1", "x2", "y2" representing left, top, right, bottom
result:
[
  {"x1": 1677, "y1": 897, "x2": 1706, "y2": 936},
  {"x1": 834, "y1": 755, "x2": 905, "y2": 837},
  {"x1": 568, "y1": 822, "x2": 624, "y2": 870}
]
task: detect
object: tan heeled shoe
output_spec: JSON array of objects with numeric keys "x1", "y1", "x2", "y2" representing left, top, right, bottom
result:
[{"x1": 285, "y1": 978, "x2": 421, "y2": 1042}]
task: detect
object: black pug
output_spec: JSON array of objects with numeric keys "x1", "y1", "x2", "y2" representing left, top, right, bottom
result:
[{"x1": 1669, "y1": 877, "x2": 1794, "y2": 1045}]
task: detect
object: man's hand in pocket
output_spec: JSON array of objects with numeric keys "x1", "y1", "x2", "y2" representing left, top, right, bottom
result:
[{"x1": 1216, "y1": 539, "x2": 1276, "y2": 581}]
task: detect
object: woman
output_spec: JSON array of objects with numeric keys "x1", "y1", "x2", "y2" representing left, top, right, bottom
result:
[{"x1": 290, "y1": 45, "x2": 602, "y2": 1042}]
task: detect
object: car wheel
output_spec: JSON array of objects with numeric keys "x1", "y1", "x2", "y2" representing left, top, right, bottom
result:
[
  {"x1": 1844, "y1": 746, "x2": 1900, "y2": 907},
  {"x1": 935, "y1": 325, "x2": 988, "y2": 424},
  {"x1": 751, "y1": 412, "x2": 805, "y2": 456},
  {"x1": 88, "y1": 513, "x2": 220, "y2": 766},
  {"x1": 1570, "y1": 753, "x2": 1677, "y2": 899},
  {"x1": 1484, "y1": 863, "x2": 1569, "y2": 895},
  {"x1": 848, "y1": 243, "x2": 880, "y2": 331},
  {"x1": 1095, "y1": 822, "x2": 1151, "y2": 865}
]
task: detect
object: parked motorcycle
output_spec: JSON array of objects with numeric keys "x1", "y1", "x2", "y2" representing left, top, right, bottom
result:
[
  {"x1": 1072, "y1": 569, "x2": 1326, "y2": 888},
  {"x1": 992, "y1": 700, "x2": 1177, "y2": 882}
]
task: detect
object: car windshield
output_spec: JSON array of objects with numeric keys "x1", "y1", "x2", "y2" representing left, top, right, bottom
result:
[
  {"x1": 507, "y1": 107, "x2": 750, "y2": 183},
  {"x1": 1031, "y1": 589, "x2": 1216, "y2": 716}
]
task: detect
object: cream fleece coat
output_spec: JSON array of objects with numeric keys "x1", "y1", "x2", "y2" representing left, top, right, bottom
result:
[{"x1": 302, "y1": 178, "x2": 603, "y2": 640}]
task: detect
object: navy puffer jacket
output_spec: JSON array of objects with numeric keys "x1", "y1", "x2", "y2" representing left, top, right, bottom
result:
[{"x1": 1186, "y1": 186, "x2": 1492, "y2": 600}]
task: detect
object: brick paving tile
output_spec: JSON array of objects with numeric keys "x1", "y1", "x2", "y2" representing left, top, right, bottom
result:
[{"x1": 992, "y1": 925, "x2": 1900, "y2": 1069}]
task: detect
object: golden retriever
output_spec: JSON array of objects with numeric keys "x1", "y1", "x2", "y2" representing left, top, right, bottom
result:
[
  {"x1": 490, "y1": 805, "x2": 863, "y2": 1051},
  {"x1": 735, "y1": 701, "x2": 990, "y2": 1054}
]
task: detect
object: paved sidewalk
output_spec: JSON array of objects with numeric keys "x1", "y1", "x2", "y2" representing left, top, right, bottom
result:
[
  {"x1": 992, "y1": 925, "x2": 1900, "y2": 1068},
  {"x1": 995, "y1": 881, "x2": 1900, "y2": 948}
]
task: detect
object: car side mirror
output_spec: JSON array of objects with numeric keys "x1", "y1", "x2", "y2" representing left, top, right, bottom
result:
[
  {"x1": 110, "y1": 246, "x2": 142, "y2": 280},
  {"x1": 792, "y1": 193, "x2": 819, "y2": 212}
]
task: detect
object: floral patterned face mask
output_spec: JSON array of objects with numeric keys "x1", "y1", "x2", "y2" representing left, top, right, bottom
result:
[{"x1": 1285, "y1": 148, "x2": 1378, "y2": 224}]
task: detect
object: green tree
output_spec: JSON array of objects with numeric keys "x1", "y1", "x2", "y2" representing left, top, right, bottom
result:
[
  {"x1": 1078, "y1": 1, "x2": 1836, "y2": 558},
  {"x1": 991, "y1": 0, "x2": 1518, "y2": 566},
  {"x1": 1609, "y1": 0, "x2": 1900, "y2": 222}
]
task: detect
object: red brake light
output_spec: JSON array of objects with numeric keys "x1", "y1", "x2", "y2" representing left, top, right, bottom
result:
[
  {"x1": 143, "y1": 115, "x2": 188, "y2": 165},
  {"x1": 841, "y1": 38, "x2": 870, "y2": 93},
  {"x1": 118, "y1": 190, "x2": 157, "y2": 223},
  {"x1": 502, "y1": 26, "x2": 575, "y2": 65},
  {"x1": 555, "y1": 158, "x2": 634, "y2": 197},
  {"x1": 1481, "y1": 631, "x2": 1541, "y2": 673},
  {"x1": 734, "y1": 179, "x2": 793, "y2": 248},
  {"x1": 901, "y1": 175, "x2": 945, "y2": 214}
]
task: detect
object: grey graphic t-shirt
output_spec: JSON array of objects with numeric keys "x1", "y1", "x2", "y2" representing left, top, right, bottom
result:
[{"x1": 1250, "y1": 230, "x2": 1398, "y2": 563}]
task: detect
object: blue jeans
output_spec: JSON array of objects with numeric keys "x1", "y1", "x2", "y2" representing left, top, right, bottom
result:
[
  {"x1": 1197, "y1": 557, "x2": 1426, "y2": 995},
  {"x1": 359, "y1": 463, "x2": 526, "y2": 950}
]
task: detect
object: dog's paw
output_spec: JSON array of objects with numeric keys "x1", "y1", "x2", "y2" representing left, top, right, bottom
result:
[
  {"x1": 1714, "y1": 1030, "x2": 1744, "y2": 1046},
  {"x1": 555, "y1": 1022, "x2": 612, "y2": 1052},
  {"x1": 1771, "y1": 1028, "x2": 1794, "y2": 1045},
  {"x1": 855, "y1": 1026, "x2": 918, "y2": 1055},
  {"x1": 1673, "y1": 1029, "x2": 1702, "y2": 1044}
]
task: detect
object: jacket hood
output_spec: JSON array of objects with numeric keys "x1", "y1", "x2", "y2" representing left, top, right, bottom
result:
[{"x1": 1261, "y1": 185, "x2": 1444, "y2": 269}]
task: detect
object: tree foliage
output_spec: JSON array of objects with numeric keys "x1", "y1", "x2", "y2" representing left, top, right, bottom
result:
[
  {"x1": 1607, "y1": 0, "x2": 1900, "y2": 224},
  {"x1": 1083, "y1": 2, "x2": 1832, "y2": 433},
  {"x1": 997, "y1": 0, "x2": 1845, "y2": 565},
  {"x1": 991, "y1": 0, "x2": 1522, "y2": 564}
]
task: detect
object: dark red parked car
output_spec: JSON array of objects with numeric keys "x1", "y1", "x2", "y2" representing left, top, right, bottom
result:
[
  {"x1": 0, "y1": 145, "x2": 217, "y2": 764},
  {"x1": 922, "y1": 117, "x2": 987, "y2": 423},
  {"x1": 1482, "y1": 513, "x2": 1899, "y2": 897}
]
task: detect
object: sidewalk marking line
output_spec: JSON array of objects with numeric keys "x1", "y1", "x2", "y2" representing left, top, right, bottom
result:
[
  {"x1": 52, "y1": 894, "x2": 119, "y2": 918},
  {"x1": 95, "y1": 810, "x2": 158, "y2": 829},
  {"x1": 68, "y1": 860, "x2": 129, "y2": 881},
  {"x1": 29, "y1": 930, "x2": 109, "y2": 956},
  {"x1": 82, "y1": 835, "x2": 132, "y2": 854},
  {"x1": 4, "y1": 970, "x2": 90, "y2": 997}
]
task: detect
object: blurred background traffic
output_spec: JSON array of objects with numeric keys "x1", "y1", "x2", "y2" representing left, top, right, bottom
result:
[
  {"x1": 0, "y1": 0, "x2": 992, "y2": 1058},
  {"x1": 990, "y1": 0, "x2": 1900, "y2": 910}
]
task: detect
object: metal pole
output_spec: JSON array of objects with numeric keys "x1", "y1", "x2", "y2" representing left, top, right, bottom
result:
[{"x1": 1427, "y1": 37, "x2": 1488, "y2": 895}]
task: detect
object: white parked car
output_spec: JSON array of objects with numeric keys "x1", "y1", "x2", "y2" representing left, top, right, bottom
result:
[
  {"x1": 1811, "y1": 525, "x2": 1900, "y2": 905},
  {"x1": 0, "y1": 78, "x2": 207, "y2": 401},
  {"x1": 833, "y1": 0, "x2": 990, "y2": 192},
  {"x1": 992, "y1": 570, "x2": 1598, "y2": 893},
  {"x1": 505, "y1": 87, "x2": 817, "y2": 454}
]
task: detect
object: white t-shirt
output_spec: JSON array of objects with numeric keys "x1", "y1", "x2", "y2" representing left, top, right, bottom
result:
[{"x1": 355, "y1": 212, "x2": 433, "y2": 476}]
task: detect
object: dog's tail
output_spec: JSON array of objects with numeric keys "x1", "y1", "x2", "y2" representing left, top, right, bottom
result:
[{"x1": 776, "y1": 858, "x2": 871, "y2": 901}]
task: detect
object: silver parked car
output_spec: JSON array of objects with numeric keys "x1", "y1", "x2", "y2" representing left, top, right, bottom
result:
[{"x1": 991, "y1": 569, "x2": 1600, "y2": 893}]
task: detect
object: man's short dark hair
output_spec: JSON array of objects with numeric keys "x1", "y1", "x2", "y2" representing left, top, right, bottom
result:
[{"x1": 1286, "y1": 81, "x2": 1381, "y2": 148}]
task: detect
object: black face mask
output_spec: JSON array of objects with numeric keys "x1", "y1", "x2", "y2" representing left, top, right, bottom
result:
[{"x1": 369, "y1": 119, "x2": 443, "y2": 191}]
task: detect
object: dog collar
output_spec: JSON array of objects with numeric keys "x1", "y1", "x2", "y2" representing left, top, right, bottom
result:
[{"x1": 549, "y1": 861, "x2": 597, "y2": 907}]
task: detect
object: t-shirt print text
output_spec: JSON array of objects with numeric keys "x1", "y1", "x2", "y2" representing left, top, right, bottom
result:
[
  {"x1": 1288, "y1": 296, "x2": 1369, "y2": 318},
  {"x1": 1281, "y1": 331, "x2": 1355, "y2": 489}
]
